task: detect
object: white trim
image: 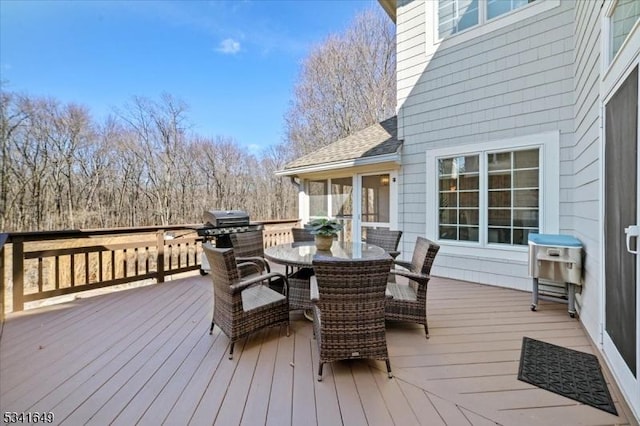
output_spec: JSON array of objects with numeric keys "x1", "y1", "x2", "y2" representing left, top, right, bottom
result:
[
  {"x1": 600, "y1": 55, "x2": 640, "y2": 422},
  {"x1": 275, "y1": 152, "x2": 401, "y2": 177},
  {"x1": 431, "y1": 0, "x2": 560, "y2": 51},
  {"x1": 425, "y1": 131, "x2": 560, "y2": 261}
]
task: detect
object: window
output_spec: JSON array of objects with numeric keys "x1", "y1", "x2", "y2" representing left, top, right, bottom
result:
[
  {"x1": 439, "y1": 0, "x2": 479, "y2": 38},
  {"x1": 437, "y1": 148, "x2": 540, "y2": 246},
  {"x1": 438, "y1": 0, "x2": 536, "y2": 39},
  {"x1": 487, "y1": 149, "x2": 539, "y2": 244},
  {"x1": 610, "y1": 0, "x2": 640, "y2": 62},
  {"x1": 331, "y1": 177, "x2": 353, "y2": 219},
  {"x1": 438, "y1": 156, "x2": 480, "y2": 241},
  {"x1": 309, "y1": 180, "x2": 328, "y2": 217}
]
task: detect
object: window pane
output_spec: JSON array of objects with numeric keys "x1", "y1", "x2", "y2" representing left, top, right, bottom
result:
[
  {"x1": 488, "y1": 171, "x2": 511, "y2": 189},
  {"x1": 441, "y1": 192, "x2": 458, "y2": 207},
  {"x1": 458, "y1": 0, "x2": 479, "y2": 31},
  {"x1": 459, "y1": 192, "x2": 479, "y2": 207},
  {"x1": 309, "y1": 180, "x2": 328, "y2": 216},
  {"x1": 487, "y1": 0, "x2": 534, "y2": 20},
  {"x1": 459, "y1": 227, "x2": 479, "y2": 241},
  {"x1": 439, "y1": 226, "x2": 458, "y2": 240},
  {"x1": 488, "y1": 227, "x2": 511, "y2": 244},
  {"x1": 513, "y1": 189, "x2": 539, "y2": 207},
  {"x1": 440, "y1": 209, "x2": 458, "y2": 225},
  {"x1": 489, "y1": 190, "x2": 511, "y2": 207},
  {"x1": 488, "y1": 208, "x2": 511, "y2": 226},
  {"x1": 488, "y1": 152, "x2": 511, "y2": 171},
  {"x1": 459, "y1": 209, "x2": 479, "y2": 225},
  {"x1": 439, "y1": 0, "x2": 479, "y2": 38},
  {"x1": 611, "y1": 0, "x2": 640, "y2": 60},
  {"x1": 459, "y1": 175, "x2": 479, "y2": 190},
  {"x1": 440, "y1": 177, "x2": 458, "y2": 191},
  {"x1": 513, "y1": 228, "x2": 537, "y2": 245},
  {"x1": 514, "y1": 149, "x2": 539, "y2": 168},
  {"x1": 439, "y1": 158, "x2": 455, "y2": 175},
  {"x1": 514, "y1": 209, "x2": 539, "y2": 227},
  {"x1": 332, "y1": 177, "x2": 353, "y2": 218},
  {"x1": 513, "y1": 170, "x2": 538, "y2": 188}
]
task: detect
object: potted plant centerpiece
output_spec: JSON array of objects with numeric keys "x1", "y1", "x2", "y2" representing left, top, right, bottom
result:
[{"x1": 308, "y1": 218, "x2": 343, "y2": 251}]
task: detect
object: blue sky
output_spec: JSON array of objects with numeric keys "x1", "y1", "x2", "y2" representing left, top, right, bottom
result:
[{"x1": 0, "y1": 0, "x2": 378, "y2": 156}]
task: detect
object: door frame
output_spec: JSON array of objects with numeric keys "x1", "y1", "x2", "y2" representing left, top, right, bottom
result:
[
  {"x1": 352, "y1": 171, "x2": 399, "y2": 243},
  {"x1": 599, "y1": 20, "x2": 640, "y2": 418}
]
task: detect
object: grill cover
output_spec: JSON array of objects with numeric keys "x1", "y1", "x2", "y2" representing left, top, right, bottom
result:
[{"x1": 203, "y1": 210, "x2": 250, "y2": 228}]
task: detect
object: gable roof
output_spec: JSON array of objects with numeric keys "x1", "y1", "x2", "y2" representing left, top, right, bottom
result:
[{"x1": 277, "y1": 116, "x2": 402, "y2": 176}]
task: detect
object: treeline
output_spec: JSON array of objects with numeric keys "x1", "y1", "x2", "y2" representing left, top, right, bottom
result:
[{"x1": 0, "y1": 91, "x2": 297, "y2": 232}]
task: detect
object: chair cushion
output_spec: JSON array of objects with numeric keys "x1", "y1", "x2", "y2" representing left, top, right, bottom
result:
[
  {"x1": 386, "y1": 282, "x2": 417, "y2": 301},
  {"x1": 242, "y1": 285, "x2": 287, "y2": 312}
]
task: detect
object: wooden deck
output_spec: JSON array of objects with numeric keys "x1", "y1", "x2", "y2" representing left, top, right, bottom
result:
[{"x1": 1, "y1": 273, "x2": 636, "y2": 426}]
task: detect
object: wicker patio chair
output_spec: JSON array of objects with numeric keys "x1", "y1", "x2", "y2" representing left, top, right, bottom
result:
[
  {"x1": 365, "y1": 228, "x2": 403, "y2": 283},
  {"x1": 203, "y1": 243, "x2": 289, "y2": 360},
  {"x1": 289, "y1": 227, "x2": 315, "y2": 310},
  {"x1": 365, "y1": 228, "x2": 402, "y2": 259},
  {"x1": 291, "y1": 227, "x2": 314, "y2": 242},
  {"x1": 311, "y1": 254, "x2": 394, "y2": 381},
  {"x1": 230, "y1": 230, "x2": 271, "y2": 275},
  {"x1": 385, "y1": 237, "x2": 440, "y2": 339}
]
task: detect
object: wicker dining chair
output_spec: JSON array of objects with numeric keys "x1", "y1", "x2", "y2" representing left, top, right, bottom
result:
[
  {"x1": 365, "y1": 228, "x2": 402, "y2": 259},
  {"x1": 230, "y1": 230, "x2": 271, "y2": 275},
  {"x1": 291, "y1": 227, "x2": 314, "y2": 242},
  {"x1": 311, "y1": 254, "x2": 394, "y2": 381},
  {"x1": 288, "y1": 227, "x2": 315, "y2": 309},
  {"x1": 385, "y1": 237, "x2": 440, "y2": 339},
  {"x1": 365, "y1": 229, "x2": 403, "y2": 283},
  {"x1": 203, "y1": 243, "x2": 289, "y2": 360}
]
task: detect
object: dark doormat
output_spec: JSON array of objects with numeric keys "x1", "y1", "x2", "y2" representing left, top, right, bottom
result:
[{"x1": 517, "y1": 337, "x2": 618, "y2": 415}]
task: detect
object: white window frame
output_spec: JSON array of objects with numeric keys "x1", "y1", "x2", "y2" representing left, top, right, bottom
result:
[
  {"x1": 432, "y1": 0, "x2": 560, "y2": 50},
  {"x1": 426, "y1": 131, "x2": 560, "y2": 261},
  {"x1": 602, "y1": 0, "x2": 640, "y2": 74}
]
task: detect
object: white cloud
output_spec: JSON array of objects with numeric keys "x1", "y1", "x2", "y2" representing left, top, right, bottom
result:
[{"x1": 216, "y1": 38, "x2": 241, "y2": 54}]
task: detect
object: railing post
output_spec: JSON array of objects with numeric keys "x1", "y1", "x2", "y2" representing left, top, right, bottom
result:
[
  {"x1": 156, "y1": 230, "x2": 165, "y2": 283},
  {"x1": 0, "y1": 234, "x2": 7, "y2": 321},
  {"x1": 12, "y1": 237, "x2": 24, "y2": 312}
]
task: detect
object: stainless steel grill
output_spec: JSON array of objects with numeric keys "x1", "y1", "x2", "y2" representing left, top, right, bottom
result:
[
  {"x1": 195, "y1": 210, "x2": 263, "y2": 274},
  {"x1": 528, "y1": 234, "x2": 583, "y2": 318}
]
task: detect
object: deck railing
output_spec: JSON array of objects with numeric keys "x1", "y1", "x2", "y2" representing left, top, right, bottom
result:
[{"x1": 0, "y1": 219, "x2": 299, "y2": 316}]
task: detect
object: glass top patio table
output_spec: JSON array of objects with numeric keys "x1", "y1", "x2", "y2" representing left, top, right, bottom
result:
[{"x1": 264, "y1": 240, "x2": 387, "y2": 268}]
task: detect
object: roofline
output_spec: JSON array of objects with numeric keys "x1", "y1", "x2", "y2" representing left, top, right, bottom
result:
[
  {"x1": 275, "y1": 151, "x2": 401, "y2": 177},
  {"x1": 377, "y1": 0, "x2": 396, "y2": 23}
]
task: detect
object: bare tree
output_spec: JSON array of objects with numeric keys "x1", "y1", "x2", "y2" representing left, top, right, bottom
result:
[{"x1": 285, "y1": 7, "x2": 396, "y2": 159}]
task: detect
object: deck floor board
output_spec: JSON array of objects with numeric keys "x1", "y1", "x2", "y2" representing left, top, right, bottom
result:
[{"x1": 1, "y1": 274, "x2": 635, "y2": 426}]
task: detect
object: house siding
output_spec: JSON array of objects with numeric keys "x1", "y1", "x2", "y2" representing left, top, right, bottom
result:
[
  {"x1": 572, "y1": 0, "x2": 603, "y2": 345},
  {"x1": 396, "y1": 0, "x2": 575, "y2": 289}
]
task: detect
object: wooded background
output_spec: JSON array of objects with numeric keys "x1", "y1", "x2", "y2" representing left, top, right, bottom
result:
[{"x1": 0, "y1": 8, "x2": 395, "y2": 232}]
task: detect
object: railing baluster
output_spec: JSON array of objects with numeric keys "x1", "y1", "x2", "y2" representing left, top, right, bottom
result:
[
  {"x1": 98, "y1": 251, "x2": 103, "y2": 283},
  {"x1": 85, "y1": 252, "x2": 90, "y2": 284},
  {"x1": 111, "y1": 250, "x2": 115, "y2": 280},
  {"x1": 55, "y1": 256, "x2": 60, "y2": 290},
  {"x1": 123, "y1": 249, "x2": 127, "y2": 278},
  {"x1": 135, "y1": 248, "x2": 139, "y2": 276},
  {"x1": 38, "y1": 257, "x2": 43, "y2": 293},
  {"x1": 70, "y1": 254, "x2": 75, "y2": 287}
]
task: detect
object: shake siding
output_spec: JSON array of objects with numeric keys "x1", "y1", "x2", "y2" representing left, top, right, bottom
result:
[
  {"x1": 572, "y1": 0, "x2": 602, "y2": 342},
  {"x1": 395, "y1": 0, "x2": 575, "y2": 287}
]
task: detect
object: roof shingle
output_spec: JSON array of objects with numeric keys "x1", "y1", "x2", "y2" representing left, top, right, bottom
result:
[{"x1": 283, "y1": 116, "x2": 401, "y2": 171}]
